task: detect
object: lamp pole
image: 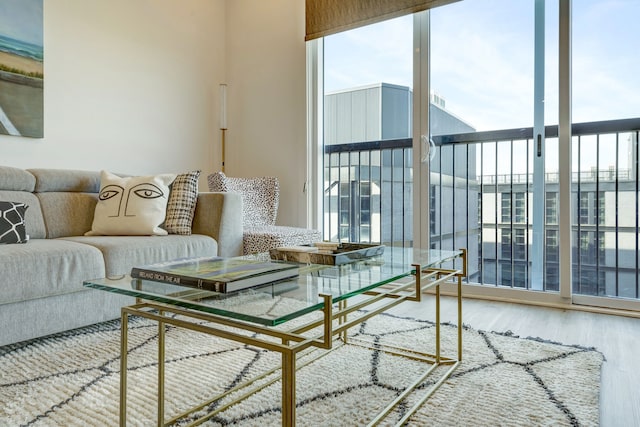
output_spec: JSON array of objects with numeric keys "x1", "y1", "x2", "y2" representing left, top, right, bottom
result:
[{"x1": 220, "y1": 84, "x2": 228, "y2": 172}]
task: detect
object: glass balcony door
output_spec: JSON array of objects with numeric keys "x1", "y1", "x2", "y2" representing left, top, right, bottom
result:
[
  {"x1": 427, "y1": 0, "x2": 559, "y2": 292},
  {"x1": 424, "y1": 0, "x2": 640, "y2": 310},
  {"x1": 571, "y1": 0, "x2": 640, "y2": 309}
]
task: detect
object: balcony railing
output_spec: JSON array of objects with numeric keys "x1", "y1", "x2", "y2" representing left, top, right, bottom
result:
[
  {"x1": 482, "y1": 169, "x2": 635, "y2": 185},
  {"x1": 323, "y1": 118, "x2": 640, "y2": 300}
]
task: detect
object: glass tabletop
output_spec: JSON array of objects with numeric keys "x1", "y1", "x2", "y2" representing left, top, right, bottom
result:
[{"x1": 84, "y1": 247, "x2": 462, "y2": 326}]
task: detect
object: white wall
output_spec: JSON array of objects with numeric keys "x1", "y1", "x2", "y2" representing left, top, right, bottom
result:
[
  {"x1": 226, "y1": 0, "x2": 308, "y2": 227},
  {"x1": 1, "y1": 0, "x2": 311, "y2": 224},
  {"x1": 1, "y1": 0, "x2": 226, "y2": 191}
]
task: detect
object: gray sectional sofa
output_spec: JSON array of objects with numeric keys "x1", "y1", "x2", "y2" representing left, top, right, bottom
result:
[{"x1": 0, "y1": 166, "x2": 243, "y2": 346}]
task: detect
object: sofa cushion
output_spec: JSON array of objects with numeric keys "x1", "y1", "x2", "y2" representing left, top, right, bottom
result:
[
  {"x1": 37, "y1": 192, "x2": 98, "y2": 238},
  {"x1": 61, "y1": 234, "x2": 218, "y2": 276},
  {"x1": 0, "y1": 166, "x2": 36, "y2": 192},
  {"x1": 0, "y1": 201, "x2": 29, "y2": 244},
  {"x1": 23, "y1": 168, "x2": 104, "y2": 239},
  {"x1": 28, "y1": 168, "x2": 101, "y2": 193},
  {"x1": 86, "y1": 171, "x2": 176, "y2": 236},
  {"x1": 0, "y1": 239, "x2": 105, "y2": 305}
]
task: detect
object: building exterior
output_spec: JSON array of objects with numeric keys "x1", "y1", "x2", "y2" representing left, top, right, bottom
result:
[
  {"x1": 477, "y1": 155, "x2": 638, "y2": 298},
  {"x1": 323, "y1": 83, "x2": 476, "y2": 253},
  {"x1": 323, "y1": 84, "x2": 639, "y2": 298}
]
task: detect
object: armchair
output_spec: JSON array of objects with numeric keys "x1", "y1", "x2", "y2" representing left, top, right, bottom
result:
[{"x1": 207, "y1": 172, "x2": 322, "y2": 255}]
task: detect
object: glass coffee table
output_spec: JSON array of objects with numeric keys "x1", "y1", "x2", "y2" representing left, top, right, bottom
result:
[{"x1": 84, "y1": 246, "x2": 466, "y2": 426}]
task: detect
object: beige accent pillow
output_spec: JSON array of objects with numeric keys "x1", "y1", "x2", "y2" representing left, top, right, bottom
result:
[{"x1": 85, "y1": 171, "x2": 177, "y2": 236}]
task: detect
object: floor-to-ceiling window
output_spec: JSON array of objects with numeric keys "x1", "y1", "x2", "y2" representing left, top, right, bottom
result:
[
  {"x1": 309, "y1": 0, "x2": 640, "y2": 311},
  {"x1": 570, "y1": 0, "x2": 640, "y2": 308},
  {"x1": 429, "y1": 0, "x2": 559, "y2": 292}
]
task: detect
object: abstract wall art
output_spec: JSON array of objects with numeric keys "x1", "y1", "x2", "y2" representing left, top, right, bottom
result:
[{"x1": 0, "y1": 0, "x2": 43, "y2": 138}]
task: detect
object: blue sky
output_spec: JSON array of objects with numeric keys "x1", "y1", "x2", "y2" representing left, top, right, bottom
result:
[
  {"x1": 324, "y1": 0, "x2": 640, "y2": 132},
  {"x1": 0, "y1": 0, "x2": 43, "y2": 46}
]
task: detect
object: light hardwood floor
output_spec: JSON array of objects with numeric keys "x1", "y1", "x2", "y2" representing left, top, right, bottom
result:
[{"x1": 387, "y1": 296, "x2": 640, "y2": 427}]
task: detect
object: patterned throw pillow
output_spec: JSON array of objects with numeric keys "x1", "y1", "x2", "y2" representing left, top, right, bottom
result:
[
  {"x1": 85, "y1": 171, "x2": 176, "y2": 236},
  {"x1": 0, "y1": 201, "x2": 29, "y2": 244},
  {"x1": 164, "y1": 170, "x2": 200, "y2": 235}
]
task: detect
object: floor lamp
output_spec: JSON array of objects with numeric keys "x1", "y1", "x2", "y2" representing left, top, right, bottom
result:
[{"x1": 220, "y1": 84, "x2": 227, "y2": 172}]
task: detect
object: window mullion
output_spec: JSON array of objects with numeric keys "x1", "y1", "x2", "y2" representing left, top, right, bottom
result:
[{"x1": 558, "y1": 0, "x2": 573, "y2": 300}]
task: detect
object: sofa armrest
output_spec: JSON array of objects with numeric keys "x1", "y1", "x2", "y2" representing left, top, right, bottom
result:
[{"x1": 191, "y1": 192, "x2": 243, "y2": 257}]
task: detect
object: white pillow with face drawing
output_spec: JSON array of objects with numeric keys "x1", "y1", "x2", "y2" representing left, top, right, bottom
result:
[{"x1": 85, "y1": 171, "x2": 177, "y2": 236}]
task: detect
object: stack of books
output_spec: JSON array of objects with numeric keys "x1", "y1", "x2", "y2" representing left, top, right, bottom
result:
[{"x1": 131, "y1": 256, "x2": 299, "y2": 293}]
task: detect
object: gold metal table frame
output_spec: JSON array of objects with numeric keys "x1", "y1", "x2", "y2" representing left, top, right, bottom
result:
[{"x1": 103, "y1": 249, "x2": 466, "y2": 426}]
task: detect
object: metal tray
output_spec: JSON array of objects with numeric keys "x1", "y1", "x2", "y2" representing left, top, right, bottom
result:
[{"x1": 270, "y1": 243, "x2": 385, "y2": 266}]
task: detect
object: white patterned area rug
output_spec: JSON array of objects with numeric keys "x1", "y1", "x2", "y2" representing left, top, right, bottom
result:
[{"x1": 0, "y1": 311, "x2": 604, "y2": 426}]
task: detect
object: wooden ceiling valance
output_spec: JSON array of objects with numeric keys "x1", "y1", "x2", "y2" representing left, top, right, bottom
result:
[{"x1": 305, "y1": 0, "x2": 461, "y2": 41}]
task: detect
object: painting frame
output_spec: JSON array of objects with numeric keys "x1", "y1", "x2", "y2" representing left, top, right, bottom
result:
[{"x1": 0, "y1": 0, "x2": 44, "y2": 138}]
